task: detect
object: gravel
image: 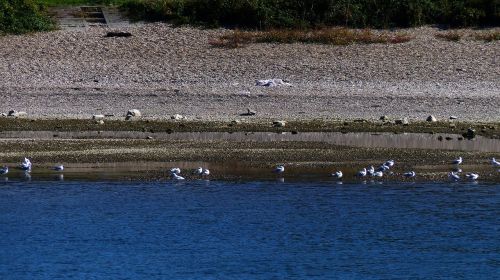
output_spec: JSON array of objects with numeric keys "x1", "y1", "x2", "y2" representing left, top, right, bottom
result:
[{"x1": 0, "y1": 24, "x2": 499, "y2": 121}]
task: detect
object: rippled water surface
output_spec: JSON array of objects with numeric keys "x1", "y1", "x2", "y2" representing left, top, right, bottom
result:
[{"x1": 1, "y1": 180, "x2": 499, "y2": 279}]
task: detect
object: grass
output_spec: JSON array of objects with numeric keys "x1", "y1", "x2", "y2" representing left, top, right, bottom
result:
[
  {"x1": 474, "y1": 31, "x2": 500, "y2": 42},
  {"x1": 435, "y1": 31, "x2": 463, "y2": 41},
  {"x1": 209, "y1": 28, "x2": 412, "y2": 48},
  {"x1": 35, "y1": 0, "x2": 129, "y2": 6}
]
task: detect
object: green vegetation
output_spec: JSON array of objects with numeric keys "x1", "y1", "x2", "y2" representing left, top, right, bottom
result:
[
  {"x1": 120, "y1": 0, "x2": 499, "y2": 29},
  {"x1": 210, "y1": 28, "x2": 412, "y2": 48},
  {"x1": 0, "y1": 0, "x2": 55, "y2": 34},
  {"x1": 35, "y1": 0, "x2": 128, "y2": 6}
]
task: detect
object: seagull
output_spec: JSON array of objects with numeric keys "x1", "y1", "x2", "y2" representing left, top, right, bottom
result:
[
  {"x1": 403, "y1": 171, "x2": 416, "y2": 178},
  {"x1": 52, "y1": 165, "x2": 64, "y2": 171},
  {"x1": 448, "y1": 172, "x2": 460, "y2": 181},
  {"x1": 451, "y1": 156, "x2": 463, "y2": 165},
  {"x1": 20, "y1": 158, "x2": 32, "y2": 172},
  {"x1": 376, "y1": 164, "x2": 390, "y2": 172},
  {"x1": 465, "y1": 173, "x2": 479, "y2": 180},
  {"x1": 202, "y1": 169, "x2": 210, "y2": 176},
  {"x1": 491, "y1": 158, "x2": 500, "y2": 167},
  {"x1": 273, "y1": 165, "x2": 285, "y2": 174},
  {"x1": 331, "y1": 170, "x2": 343, "y2": 179},
  {"x1": 384, "y1": 160, "x2": 395, "y2": 167},
  {"x1": 0, "y1": 166, "x2": 8, "y2": 175},
  {"x1": 170, "y1": 167, "x2": 181, "y2": 175},
  {"x1": 357, "y1": 168, "x2": 367, "y2": 177},
  {"x1": 171, "y1": 173, "x2": 185, "y2": 180},
  {"x1": 373, "y1": 171, "x2": 383, "y2": 177},
  {"x1": 193, "y1": 167, "x2": 203, "y2": 175},
  {"x1": 366, "y1": 166, "x2": 375, "y2": 176}
]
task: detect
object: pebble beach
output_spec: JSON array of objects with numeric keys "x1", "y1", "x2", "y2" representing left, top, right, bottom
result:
[{"x1": 0, "y1": 24, "x2": 498, "y2": 121}]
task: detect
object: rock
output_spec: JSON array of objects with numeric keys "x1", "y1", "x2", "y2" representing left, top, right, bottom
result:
[
  {"x1": 426, "y1": 115, "x2": 437, "y2": 122},
  {"x1": 171, "y1": 114, "x2": 184, "y2": 120},
  {"x1": 231, "y1": 120, "x2": 242, "y2": 125},
  {"x1": 445, "y1": 136, "x2": 453, "y2": 140},
  {"x1": 380, "y1": 115, "x2": 389, "y2": 121},
  {"x1": 92, "y1": 114, "x2": 105, "y2": 120},
  {"x1": 463, "y1": 128, "x2": 476, "y2": 139},
  {"x1": 105, "y1": 31, "x2": 132, "y2": 38},
  {"x1": 95, "y1": 120, "x2": 105, "y2": 125},
  {"x1": 449, "y1": 123, "x2": 456, "y2": 128},
  {"x1": 449, "y1": 116, "x2": 458, "y2": 120},
  {"x1": 146, "y1": 136, "x2": 153, "y2": 140},
  {"x1": 0, "y1": 113, "x2": 6, "y2": 117},
  {"x1": 437, "y1": 136, "x2": 443, "y2": 141},
  {"x1": 395, "y1": 118, "x2": 409, "y2": 125},
  {"x1": 125, "y1": 109, "x2": 141, "y2": 120},
  {"x1": 291, "y1": 130, "x2": 299, "y2": 135},
  {"x1": 273, "y1": 121, "x2": 286, "y2": 127},
  {"x1": 8, "y1": 110, "x2": 27, "y2": 118}
]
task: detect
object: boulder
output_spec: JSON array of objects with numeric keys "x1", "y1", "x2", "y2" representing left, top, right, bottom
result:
[
  {"x1": 426, "y1": 115, "x2": 437, "y2": 122},
  {"x1": 125, "y1": 109, "x2": 141, "y2": 120},
  {"x1": 395, "y1": 118, "x2": 409, "y2": 125},
  {"x1": 273, "y1": 121, "x2": 286, "y2": 127},
  {"x1": 380, "y1": 115, "x2": 389, "y2": 121},
  {"x1": 8, "y1": 110, "x2": 27, "y2": 118},
  {"x1": 171, "y1": 114, "x2": 184, "y2": 120},
  {"x1": 463, "y1": 128, "x2": 476, "y2": 139}
]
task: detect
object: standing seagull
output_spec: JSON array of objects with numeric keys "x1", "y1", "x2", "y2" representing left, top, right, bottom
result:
[
  {"x1": 465, "y1": 173, "x2": 479, "y2": 180},
  {"x1": 448, "y1": 172, "x2": 460, "y2": 181},
  {"x1": 451, "y1": 157, "x2": 463, "y2": 165},
  {"x1": 384, "y1": 160, "x2": 395, "y2": 168},
  {"x1": 202, "y1": 169, "x2": 210, "y2": 176},
  {"x1": 373, "y1": 171, "x2": 383, "y2": 177},
  {"x1": 331, "y1": 171, "x2": 343, "y2": 179},
  {"x1": 52, "y1": 165, "x2": 64, "y2": 171},
  {"x1": 170, "y1": 168, "x2": 181, "y2": 175},
  {"x1": 0, "y1": 166, "x2": 8, "y2": 175},
  {"x1": 357, "y1": 168, "x2": 367, "y2": 177},
  {"x1": 403, "y1": 171, "x2": 416, "y2": 178},
  {"x1": 273, "y1": 165, "x2": 285, "y2": 174},
  {"x1": 193, "y1": 167, "x2": 203, "y2": 175},
  {"x1": 20, "y1": 158, "x2": 32, "y2": 172},
  {"x1": 366, "y1": 166, "x2": 375, "y2": 176}
]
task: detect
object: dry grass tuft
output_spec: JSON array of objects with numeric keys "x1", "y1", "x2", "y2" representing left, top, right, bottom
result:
[
  {"x1": 473, "y1": 31, "x2": 500, "y2": 42},
  {"x1": 210, "y1": 28, "x2": 412, "y2": 48},
  {"x1": 435, "y1": 31, "x2": 463, "y2": 41}
]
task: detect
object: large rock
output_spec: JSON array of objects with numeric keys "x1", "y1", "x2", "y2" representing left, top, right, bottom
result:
[
  {"x1": 426, "y1": 115, "x2": 437, "y2": 122},
  {"x1": 126, "y1": 109, "x2": 141, "y2": 120},
  {"x1": 8, "y1": 110, "x2": 27, "y2": 118}
]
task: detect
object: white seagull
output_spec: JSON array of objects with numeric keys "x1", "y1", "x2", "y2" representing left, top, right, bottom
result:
[
  {"x1": 357, "y1": 168, "x2": 367, "y2": 177},
  {"x1": 367, "y1": 166, "x2": 375, "y2": 176},
  {"x1": 193, "y1": 167, "x2": 203, "y2": 175},
  {"x1": 403, "y1": 171, "x2": 416, "y2": 178},
  {"x1": 20, "y1": 158, "x2": 32, "y2": 172},
  {"x1": 273, "y1": 165, "x2": 285, "y2": 174},
  {"x1": 52, "y1": 165, "x2": 64, "y2": 171},
  {"x1": 448, "y1": 172, "x2": 460, "y2": 181},
  {"x1": 376, "y1": 164, "x2": 390, "y2": 172},
  {"x1": 465, "y1": 173, "x2": 479, "y2": 180},
  {"x1": 171, "y1": 173, "x2": 185, "y2": 180},
  {"x1": 331, "y1": 170, "x2": 343, "y2": 179},
  {"x1": 170, "y1": 167, "x2": 181, "y2": 175},
  {"x1": 202, "y1": 169, "x2": 210, "y2": 176},
  {"x1": 0, "y1": 166, "x2": 8, "y2": 175},
  {"x1": 384, "y1": 160, "x2": 395, "y2": 167},
  {"x1": 373, "y1": 171, "x2": 383, "y2": 177},
  {"x1": 491, "y1": 158, "x2": 500, "y2": 167},
  {"x1": 451, "y1": 157, "x2": 463, "y2": 165}
]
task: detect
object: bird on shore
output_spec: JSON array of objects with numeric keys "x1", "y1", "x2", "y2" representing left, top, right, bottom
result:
[
  {"x1": 170, "y1": 167, "x2": 181, "y2": 175},
  {"x1": 273, "y1": 165, "x2": 285, "y2": 174},
  {"x1": 202, "y1": 169, "x2": 210, "y2": 176},
  {"x1": 491, "y1": 158, "x2": 500, "y2": 167},
  {"x1": 465, "y1": 173, "x2": 479, "y2": 180},
  {"x1": 0, "y1": 166, "x2": 8, "y2": 175},
  {"x1": 448, "y1": 172, "x2": 460, "y2": 181},
  {"x1": 20, "y1": 158, "x2": 32, "y2": 172},
  {"x1": 193, "y1": 167, "x2": 203, "y2": 175},
  {"x1": 367, "y1": 166, "x2": 375, "y2": 176},
  {"x1": 384, "y1": 160, "x2": 395, "y2": 167},
  {"x1": 451, "y1": 157, "x2": 463, "y2": 165},
  {"x1": 357, "y1": 168, "x2": 367, "y2": 177},
  {"x1": 171, "y1": 173, "x2": 185, "y2": 180},
  {"x1": 403, "y1": 171, "x2": 416, "y2": 178},
  {"x1": 331, "y1": 171, "x2": 343, "y2": 179},
  {"x1": 373, "y1": 171, "x2": 383, "y2": 177},
  {"x1": 52, "y1": 165, "x2": 64, "y2": 171},
  {"x1": 376, "y1": 164, "x2": 390, "y2": 172}
]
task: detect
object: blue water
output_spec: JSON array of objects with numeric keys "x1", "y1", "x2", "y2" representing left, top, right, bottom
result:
[{"x1": 0, "y1": 180, "x2": 499, "y2": 279}]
